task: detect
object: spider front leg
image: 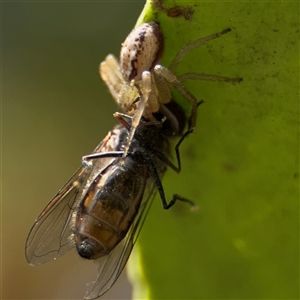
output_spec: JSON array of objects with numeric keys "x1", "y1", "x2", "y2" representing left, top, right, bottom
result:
[
  {"x1": 100, "y1": 54, "x2": 123, "y2": 104},
  {"x1": 154, "y1": 64, "x2": 199, "y2": 132},
  {"x1": 122, "y1": 71, "x2": 152, "y2": 157},
  {"x1": 100, "y1": 54, "x2": 139, "y2": 114}
]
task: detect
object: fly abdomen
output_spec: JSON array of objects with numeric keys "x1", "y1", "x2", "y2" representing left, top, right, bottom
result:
[
  {"x1": 75, "y1": 158, "x2": 146, "y2": 259},
  {"x1": 75, "y1": 214, "x2": 121, "y2": 259}
]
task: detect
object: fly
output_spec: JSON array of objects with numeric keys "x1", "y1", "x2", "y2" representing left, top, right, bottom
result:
[
  {"x1": 25, "y1": 105, "x2": 196, "y2": 299},
  {"x1": 26, "y1": 18, "x2": 241, "y2": 299}
]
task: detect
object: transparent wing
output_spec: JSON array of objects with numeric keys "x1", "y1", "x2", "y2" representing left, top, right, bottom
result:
[
  {"x1": 25, "y1": 128, "x2": 122, "y2": 266},
  {"x1": 25, "y1": 166, "x2": 91, "y2": 266},
  {"x1": 84, "y1": 181, "x2": 157, "y2": 300}
]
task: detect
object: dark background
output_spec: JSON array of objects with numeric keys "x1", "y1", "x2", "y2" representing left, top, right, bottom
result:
[{"x1": 2, "y1": 1, "x2": 144, "y2": 299}]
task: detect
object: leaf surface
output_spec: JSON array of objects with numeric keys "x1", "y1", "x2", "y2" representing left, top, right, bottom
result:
[{"x1": 128, "y1": 1, "x2": 299, "y2": 299}]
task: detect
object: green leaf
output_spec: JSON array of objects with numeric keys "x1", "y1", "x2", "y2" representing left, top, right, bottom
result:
[{"x1": 127, "y1": 1, "x2": 299, "y2": 299}]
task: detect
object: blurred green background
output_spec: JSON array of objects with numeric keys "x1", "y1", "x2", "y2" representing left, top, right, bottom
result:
[{"x1": 2, "y1": 1, "x2": 144, "y2": 299}]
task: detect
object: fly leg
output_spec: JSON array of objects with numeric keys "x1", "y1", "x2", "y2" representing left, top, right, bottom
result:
[
  {"x1": 142, "y1": 153, "x2": 196, "y2": 210},
  {"x1": 82, "y1": 151, "x2": 124, "y2": 165},
  {"x1": 174, "y1": 100, "x2": 204, "y2": 172},
  {"x1": 114, "y1": 112, "x2": 162, "y2": 131}
]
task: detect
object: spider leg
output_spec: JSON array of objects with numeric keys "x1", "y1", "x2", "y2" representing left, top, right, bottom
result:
[
  {"x1": 122, "y1": 71, "x2": 152, "y2": 158},
  {"x1": 169, "y1": 28, "x2": 232, "y2": 72},
  {"x1": 178, "y1": 73, "x2": 242, "y2": 84},
  {"x1": 154, "y1": 65, "x2": 198, "y2": 131}
]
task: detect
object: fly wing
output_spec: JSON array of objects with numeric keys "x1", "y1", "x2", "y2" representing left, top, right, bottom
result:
[
  {"x1": 25, "y1": 166, "x2": 91, "y2": 266},
  {"x1": 25, "y1": 127, "x2": 123, "y2": 266},
  {"x1": 83, "y1": 181, "x2": 157, "y2": 300}
]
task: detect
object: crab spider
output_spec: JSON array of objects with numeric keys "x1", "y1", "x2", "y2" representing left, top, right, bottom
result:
[{"x1": 100, "y1": 22, "x2": 242, "y2": 156}]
